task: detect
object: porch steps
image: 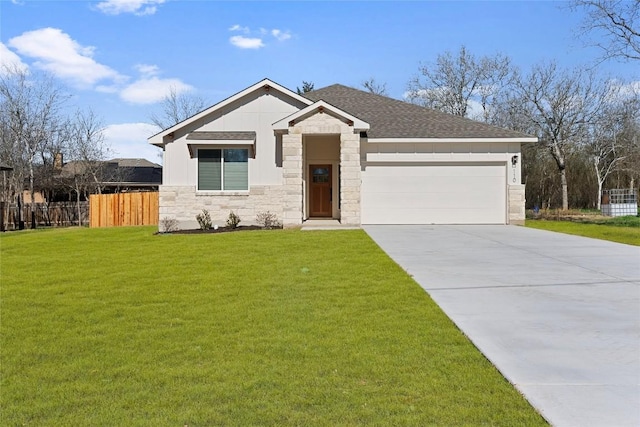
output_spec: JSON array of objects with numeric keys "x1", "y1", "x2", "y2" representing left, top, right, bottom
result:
[{"x1": 300, "y1": 219, "x2": 360, "y2": 231}]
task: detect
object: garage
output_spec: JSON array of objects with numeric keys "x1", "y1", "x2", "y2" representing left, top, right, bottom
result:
[{"x1": 361, "y1": 162, "x2": 507, "y2": 224}]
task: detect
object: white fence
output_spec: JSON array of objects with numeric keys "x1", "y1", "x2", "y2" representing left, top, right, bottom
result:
[{"x1": 601, "y1": 189, "x2": 638, "y2": 217}]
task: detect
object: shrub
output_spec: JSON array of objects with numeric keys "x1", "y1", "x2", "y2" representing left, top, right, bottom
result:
[
  {"x1": 196, "y1": 209, "x2": 212, "y2": 230},
  {"x1": 226, "y1": 211, "x2": 241, "y2": 229},
  {"x1": 159, "y1": 216, "x2": 179, "y2": 233},
  {"x1": 256, "y1": 211, "x2": 281, "y2": 229}
]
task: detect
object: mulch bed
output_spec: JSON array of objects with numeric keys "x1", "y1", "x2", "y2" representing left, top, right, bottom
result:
[{"x1": 160, "y1": 225, "x2": 281, "y2": 235}]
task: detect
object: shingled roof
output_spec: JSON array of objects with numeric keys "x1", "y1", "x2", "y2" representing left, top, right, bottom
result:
[{"x1": 304, "y1": 84, "x2": 532, "y2": 140}]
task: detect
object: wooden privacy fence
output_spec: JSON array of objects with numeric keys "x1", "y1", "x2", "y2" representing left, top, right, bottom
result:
[{"x1": 90, "y1": 192, "x2": 159, "y2": 228}]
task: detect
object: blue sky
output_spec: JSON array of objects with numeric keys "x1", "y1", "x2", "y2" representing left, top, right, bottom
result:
[{"x1": 1, "y1": 0, "x2": 638, "y2": 162}]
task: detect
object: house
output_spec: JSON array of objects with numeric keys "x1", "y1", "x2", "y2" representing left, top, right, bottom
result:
[
  {"x1": 99, "y1": 158, "x2": 162, "y2": 193},
  {"x1": 58, "y1": 158, "x2": 162, "y2": 195},
  {"x1": 149, "y1": 79, "x2": 536, "y2": 229}
]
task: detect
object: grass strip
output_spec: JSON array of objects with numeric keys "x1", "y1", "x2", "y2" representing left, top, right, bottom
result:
[{"x1": 526, "y1": 219, "x2": 640, "y2": 246}]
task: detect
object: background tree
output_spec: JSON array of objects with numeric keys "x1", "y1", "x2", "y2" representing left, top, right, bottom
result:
[
  {"x1": 406, "y1": 45, "x2": 513, "y2": 121},
  {"x1": 509, "y1": 62, "x2": 610, "y2": 210},
  {"x1": 586, "y1": 86, "x2": 640, "y2": 209},
  {"x1": 62, "y1": 109, "x2": 109, "y2": 225},
  {"x1": 34, "y1": 122, "x2": 67, "y2": 225},
  {"x1": 362, "y1": 78, "x2": 388, "y2": 96},
  {"x1": 0, "y1": 85, "x2": 25, "y2": 229},
  {"x1": 150, "y1": 87, "x2": 207, "y2": 130},
  {"x1": 0, "y1": 67, "x2": 68, "y2": 228},
  {"x1": 571, "y1": 0, "x2": 640, "y2": 62},
  {"x1": 296, "y1": 81, "x2": 315, "y2": 95}
]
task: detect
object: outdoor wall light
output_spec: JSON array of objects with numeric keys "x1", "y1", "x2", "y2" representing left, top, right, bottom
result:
[{"x1": 511, "y1": 155, "x2": 519, "y2": 166}]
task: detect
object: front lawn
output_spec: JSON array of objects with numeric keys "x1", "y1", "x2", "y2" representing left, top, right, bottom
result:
[
  {"x1": 526, "y1": 218, "x2": 640, "y2": 246},
  {"x1": 1, "y1": 227, "x2": 546, "y2": 426}
]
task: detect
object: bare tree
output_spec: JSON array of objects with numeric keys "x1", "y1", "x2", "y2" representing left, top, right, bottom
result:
[
  {"x1": 62, "y1": 109, "x2": 109, "y2": 225},
  {"x1": 0, "y1": 67, "x2": 68, "y2": 228},
  {"x1": 510, "y1": 62, "x2": 610, "y2": 210},
  {"x1": 150, "y1": 87, "x2": 207, "y2": 130},
  {"x1": 0, "y1": 86, "x2": 24, "y2": 227},
  {"x1": 362, "y1": 78, "x2": 388, "y2": 96},
  {"x1": 571, "y1": 0, "x2": 640, "y2": 62},
  {"x1": 296, "y1": 81, "x2": 315, "y2": 95},
  {"x1": 617, "y1": 116, "x2": 640, "y2": 188},
  {"x1": 586, "y1": 85, "x2": 639, "y2": 209},
  {"x1": 406, "y1": 45, "x2": 513, "y2": 121}
]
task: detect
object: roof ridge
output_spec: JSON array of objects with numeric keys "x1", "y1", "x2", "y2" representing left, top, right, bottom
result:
[{"x1": 305, "y1": 83, "x2": 534, "y2": 140}]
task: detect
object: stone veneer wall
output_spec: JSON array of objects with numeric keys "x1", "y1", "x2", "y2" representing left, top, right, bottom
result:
[
  {"x1": 281, "y1": 112, "x2": 361, "y2": 227},
  {"x1": 508, "y1": 184, "x2": 526, "y2": 225},
  {"x1": 281, "y1": 133, "x2": 303, "y2": 226},
  {"x1": 339, "y1": 132, "x2": 361, "y2": 226},
  {"x1": 159, "y1": 185, "x2": 284, "y2": 231}
]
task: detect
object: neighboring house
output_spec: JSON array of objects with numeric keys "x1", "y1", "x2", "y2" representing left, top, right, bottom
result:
[
  {"x1": 59, "y1": 158, "x2": 162, "y2": 195},
  {"x1": 149, "y1": 79, "x2": 536, "y2": 229},
  {"x1": 100, "y1": 158, "x2": 162, "y2": 193}
]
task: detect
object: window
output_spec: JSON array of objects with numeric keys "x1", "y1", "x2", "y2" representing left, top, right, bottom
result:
[
  {"x1": 312, "y1": 167, "x2": 330, "y2": 183},
  {"x1": 198, "y1": 148, "x2": 248, "y2": 191}
]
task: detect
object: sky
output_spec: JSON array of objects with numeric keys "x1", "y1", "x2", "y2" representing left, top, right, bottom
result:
[{"x1": 1, "y1": 0, "x2": 638, "y2": 163}]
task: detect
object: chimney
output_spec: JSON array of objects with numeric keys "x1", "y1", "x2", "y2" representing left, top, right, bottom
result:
[{"x1": 54, "y1": 153, "x2": 63, "y2": 170}]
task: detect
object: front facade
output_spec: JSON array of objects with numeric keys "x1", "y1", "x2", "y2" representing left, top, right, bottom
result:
[{"x1": 150, "y1": 79, "x2": 536, "y2": 230}]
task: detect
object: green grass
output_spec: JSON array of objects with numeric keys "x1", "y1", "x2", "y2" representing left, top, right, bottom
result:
[
  {"x1": 1, "y1": 227, "x2": 546, "y2": 426},
  {"x1": 526, "y1": 218, "x2": 640, "y2": 246},
  {"x1": 602, "y1": 215, "x2": 640, "y2": 227}
]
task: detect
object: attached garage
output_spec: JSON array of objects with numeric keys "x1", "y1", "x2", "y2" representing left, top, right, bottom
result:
[
  {"x1": 304, "y1": 84, "x2": 536, "y2": 226},
  {"x1": 361, "y1": 162, "x2": 507, "y2": 225}
]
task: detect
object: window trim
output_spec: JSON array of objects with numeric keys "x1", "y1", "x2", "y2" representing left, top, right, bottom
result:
[{"x1": 196, "y1": 147, "x2": 249, "y2": 193}]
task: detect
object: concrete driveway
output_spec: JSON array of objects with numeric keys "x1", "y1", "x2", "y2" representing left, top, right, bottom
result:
[{"x1": 364, "y1": 225, "x2": 640, "y2": 427}]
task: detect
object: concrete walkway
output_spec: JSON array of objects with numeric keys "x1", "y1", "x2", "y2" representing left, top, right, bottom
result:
[{"x1": 364, "y1": 225, "x2": 640, "y2": 427}]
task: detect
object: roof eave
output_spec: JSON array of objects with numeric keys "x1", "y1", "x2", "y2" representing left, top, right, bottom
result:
[{"x1": 367, "y1": 137, "x2": 539, "y2": 143}]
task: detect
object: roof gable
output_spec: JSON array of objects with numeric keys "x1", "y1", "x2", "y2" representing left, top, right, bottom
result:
[
  {"x1": 149, "y1": 79, "x2": 313, "y2": 146},
  {"x1": 304, "y1": 84, "x2": 535, "y2": 140},
  {"x1": 272, "y1": 100, "x2": 369, "y2": 132}
]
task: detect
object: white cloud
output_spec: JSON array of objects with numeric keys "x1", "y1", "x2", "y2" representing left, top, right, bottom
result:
[
  {"x1": 610, "y1": 79, "x2": 640, "y2": 98},
  {"x1": 229, "y1": 35, "x2": 265, "y2": 50},
  {"x1": 0, "y1": 42, "x2": 29, "y2": 75},
  {"x1": 134, "y1": 63, "x2": 160, "y2": 77},
  {"x1": 95, "y1": 0, "x2": 165, "y2": 16},
  {"x1": 271, "y1": 29, "x2": 291, "y2": 41},
  {"x1": 8, "y1": 28, "x2": 122, "y2": 87},
  {"x1": 120, "y1": 76, "x2": 192, "y2": 104},
  {"x1": 4, "y1": 28, "x2": 195, "y2": 108},
  {"x1": 95, "y1": 84, "x2": 120, "y2": 94},
  {"x1": 103, "y1": 122, "x2": 163, "y2": 162},
  {"x1": 229, "y1": 24, "x2": 250, "y2": 33},
  {"x1": 228, "y1": 25, "x2": 292, "y2": 49}
]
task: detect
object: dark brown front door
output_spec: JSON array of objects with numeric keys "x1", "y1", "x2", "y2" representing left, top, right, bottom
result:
[{"x1": 309, "y1": 165, "x2": 332, "y2": 217}]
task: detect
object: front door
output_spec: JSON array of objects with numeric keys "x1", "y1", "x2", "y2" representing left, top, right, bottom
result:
[{"x1": 309, "y1": 165, "x2": 332, "y2": 217}]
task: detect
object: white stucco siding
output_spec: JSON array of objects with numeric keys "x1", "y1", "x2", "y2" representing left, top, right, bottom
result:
[
  {"x1": 163, "y1": 141, "x2": 191, "y2": 186},
  {"x1": 366, "y1": 141, "x2": 518, "y2": 159},
  {"x1": 162, "y1": 90, "x2": 304, "y2": 187},
  {"x1": 365, "y1": 141, "x2": 522, "y2": 187}
]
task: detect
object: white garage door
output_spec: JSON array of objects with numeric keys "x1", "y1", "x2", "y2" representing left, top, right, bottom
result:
[{"x1": 361, "y1": 163, "x2": 507, "y2": 224}]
